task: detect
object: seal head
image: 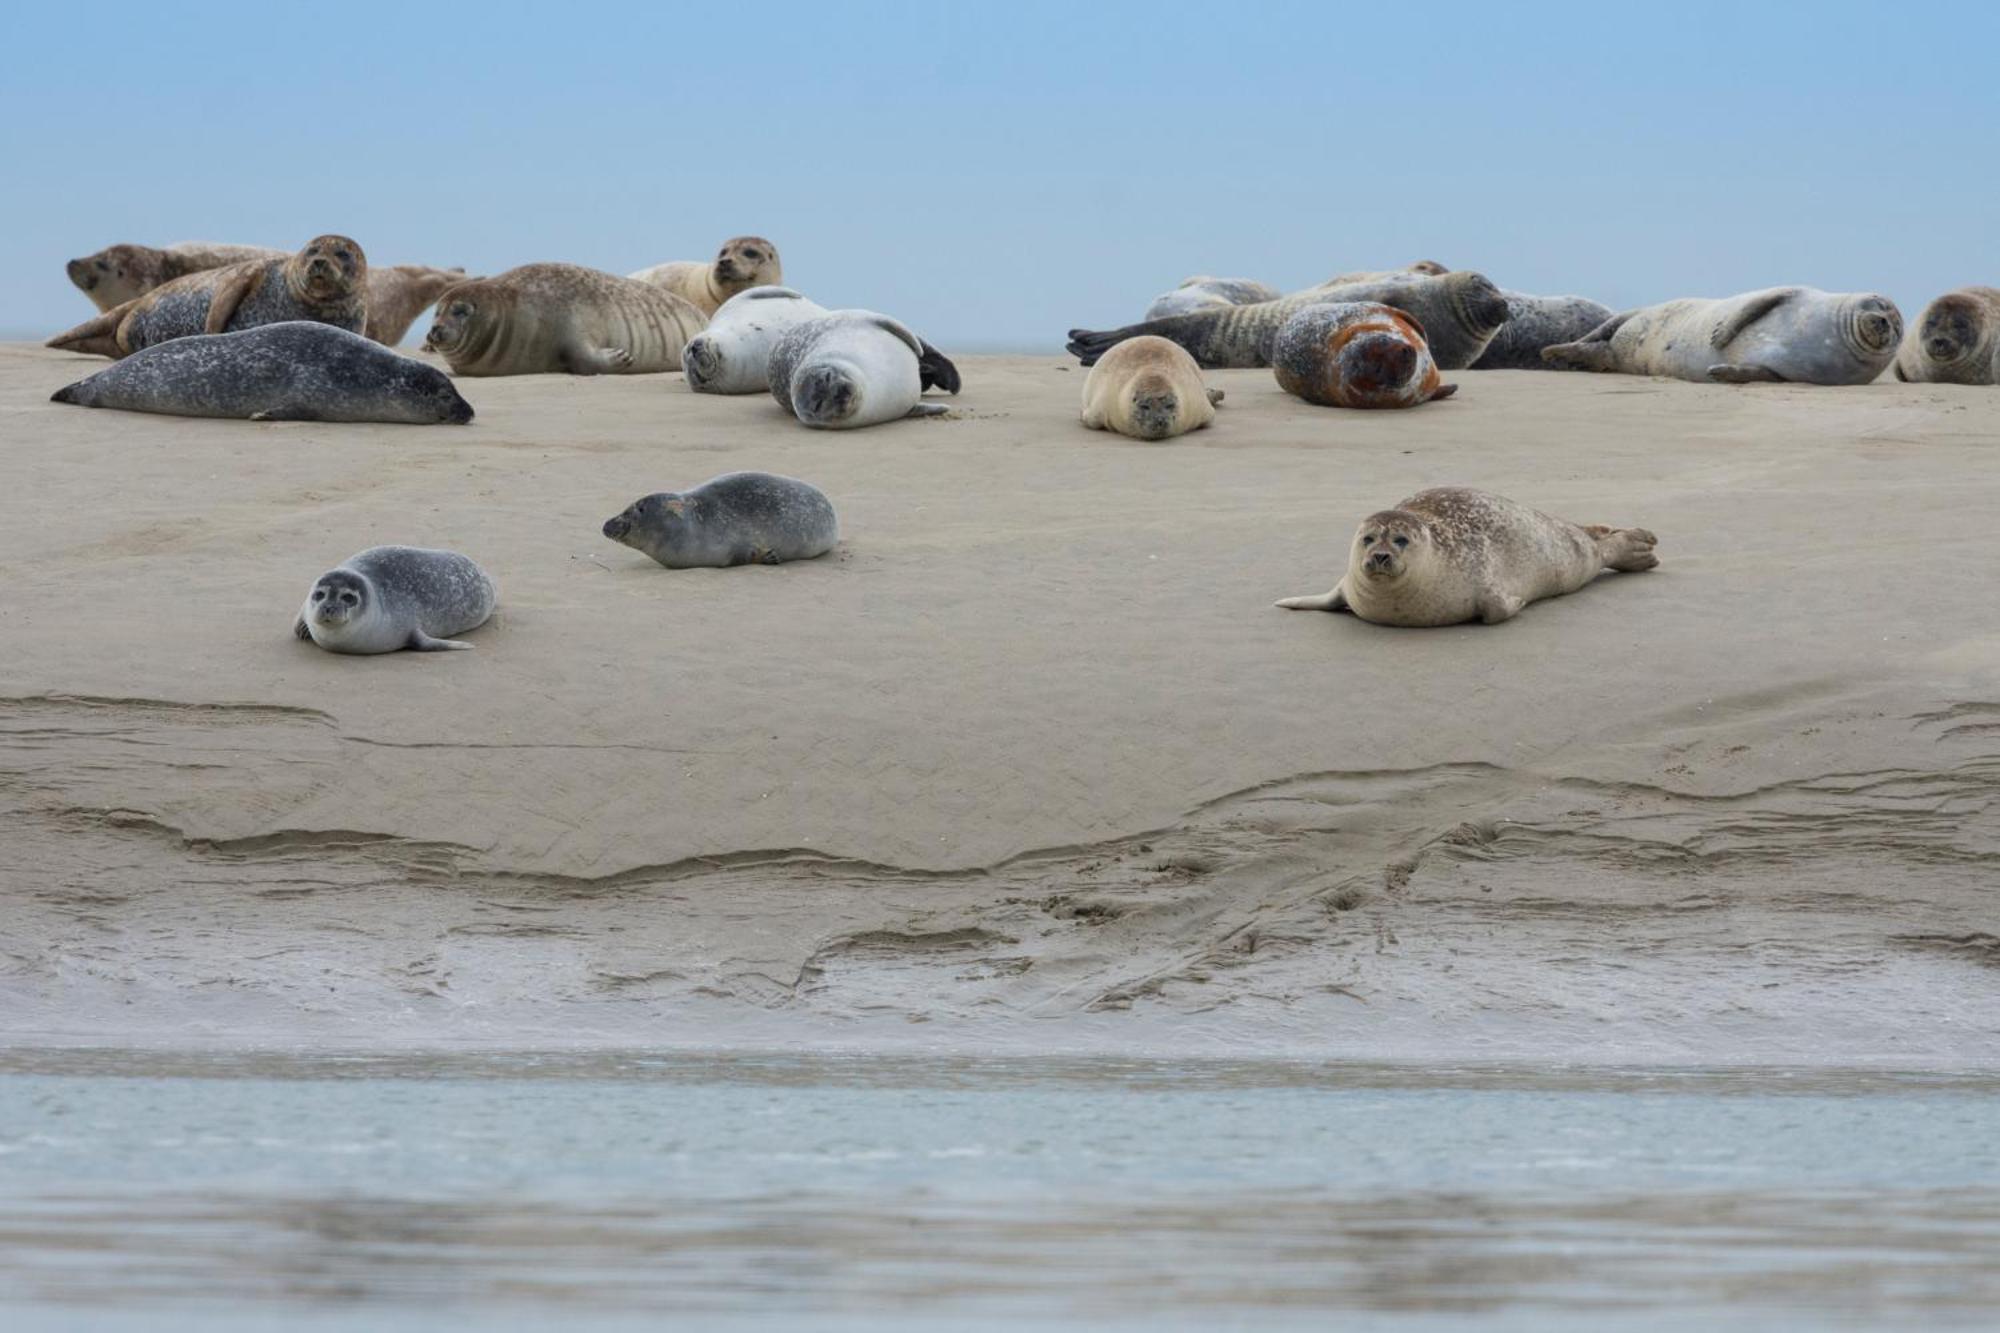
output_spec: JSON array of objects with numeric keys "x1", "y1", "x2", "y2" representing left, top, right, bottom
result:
[
  {"x1": 1841, "y1": 294, "x2": 1902, "y2": 360},
  {"x1": 303, "y1": 569, "x2": 371, "y2": 639},
  {"x1": 68, "y1": 245, "x2": 171, "y2": 309},
  {"x1": 711, "y1": 237, "x2": 782, "y2": 298},
  {"x1": 287, "y1": 235, "x2": 366, "y2": 306}
]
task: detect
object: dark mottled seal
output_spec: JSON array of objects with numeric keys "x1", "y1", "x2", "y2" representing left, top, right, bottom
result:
[
  {"x1": 768, "y1": 310, "x2": 961, "y2": 428},
  {"x1": 66, "y1": 242, "x2": 286, "y2": 312},
  {"x1": 1272, "y1": 302, "x2": 1456, "y2": 408},
  {"x1": 1892, "y1": 287, "x2": 2000, "y2": 385},
  {"x1": 1541, "y1": 287, "x2": 1902, "y2": 384},
  {"x1": 1276, "y1": 487, "x2": 1658, "y2": 627},
  {"x1": 47, "y1": 236, "x2": 368, "y2": 359},
  {"x1": 51, "y1": 322, "x2": 473, "y2": 424},
  {"x1": 1068, "y1": 271, "x2": 1510, "y2": 371},
  {"x1": 422, "y1": 264, "x2": 707, "y2": 376},
  {"x1": 1468, "y1": 292, "x2": 1615, "y2": 370},
  {"x1": 294, "y1": 547, "x2": 496, "y2": 653},
  {"x1": 602, "y1": 472, "x2": 838, "y2": 567}
]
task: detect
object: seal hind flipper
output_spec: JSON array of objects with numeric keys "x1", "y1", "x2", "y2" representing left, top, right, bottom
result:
[
  {"x1": 1707, "y1": 363, "x2": 1784, "y2": 384},
  {"x1": 1540, "y1": 340, "x2": 1619, "y2": 371},
  {"x1": 1206, "y1": 387, "x2": 1224, "y2": 406},
  {"x1": 1709, "y1": 288, "x2": 1798, "y2": 350},
  {"x1": 46, "y1": 307, "x2": 126, "y2": 358},
  {"x1": 1427, "y1": 382, "x2": 1459, "y2": 401},
  {"x1": 1274, "y1": 584, "x2": 1350, "y2": 613},
  {"x1": 408, "y1": 630, "x2": 475, "y2": 651},
  {"x1": 917, "y1": 341, "x2": 961, "y2": 394},
  {"x1": 202, "y1": 266, "x2": 261, "y2": 334}
]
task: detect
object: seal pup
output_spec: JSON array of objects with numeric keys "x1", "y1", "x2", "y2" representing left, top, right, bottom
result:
[
  {"x1": 66, "y1": 242, "x2": 286, "y2": 312},
  {"x1": 629, "y1": 237, "x2": 783, "y2": 317},
  {"x1": 1275, "y1": 487, "x2": 1658, "y2": 627},
  {"x1": 51, "y1": 322, "x2": 473, "y2": 424},
  {"x1": 1467, "y1": 292, "x2": 1615, "y2": 370},
  {"x1": 1541, "y1": 287, "x2": 1902, "y2": 384},
  {"x1": 1145, "y1": 277, "x2": 1283, "y2": 321},
  {"x1": 1068, "y1": 271, "x2": 1510, "y2": 371},
  {"x1": 1892, "y1": 287, "x2": 2000, "y2": 385},
  {"x1": 1081, "y1": 335, "x2": 1222, "y2": 440},
  {"x1": 47, "y1": 236, "x2": 368, "y2": 359},
  {"x1": 422, "y1": 264, "x2": 707, "y2": 376},
  {"x1": 294, "y1": 547, "x2": 495, "y2": 653},
  {"x1": 602, "y1": 472, "x2": 839, "y2": 567},
  {"x1": 364, "y1": 265, "x2": 469, "y2": 346},
  {"x1": 682, "y1": 286, "x2": 829, "y2": 394},
  {"x1": 1272, "y1": 302, "x2": 1456, "y2": 408},
  {"x1": 768, "y1": 310, "x2": 961, "y2": 429}
]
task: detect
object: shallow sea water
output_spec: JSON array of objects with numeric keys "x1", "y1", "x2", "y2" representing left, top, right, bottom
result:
[{"x1": 2, "y1": 1050, "x2": 1997, "y2": 1331}]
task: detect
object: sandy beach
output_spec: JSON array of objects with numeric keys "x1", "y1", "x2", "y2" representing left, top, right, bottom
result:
[{"x1": 3, "y1": 343, "x2": 1996, "y2": 1063}]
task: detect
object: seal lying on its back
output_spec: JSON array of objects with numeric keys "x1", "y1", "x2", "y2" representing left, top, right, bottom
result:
[
  {"x1": 1272, "y1": 303, "x2": 1456, "y2": 408},
  {"x1": 768, "y1": 310, "x2": 961, "y2": 429},
  {"x1": 67, "y1": 242, "x2": 287, "y2": 311},
  {"x1": 422, "y1": 264, "x2": 707, "y2": 376},
  {"x1": 51, "y1": 322, "x2": 473, "y2": 424},
  {"x1": 1467, "y1": 292, "x2": 1614, "y2": 370},
  {"x1": 364, "y1": 266, "x2": 468, "y2": 346},
  {"x1": 1081, "y1": 335, "x2": 1221, "y2": 440},
  {"x1": 1276, "y1": 487, "x2": 1658, "y2": 627},
  {"x1": 1069, "y1": 271, "x2": 1510, "y2": 371},
  {"x1": 1892, "y1": 287, "x2": 2000, "y2": 384},
  {"x1": 629, "y1": 237, "x2": 783, "y2": 317},
  {"x1": 602, "y1": 472, "x2": 839, "y2": 568},
  {"x1": 1144, "y1": 277, "x2": 1283, "y2": 321},
  {"x1": 1541, "y1": 287, "x2": 1902, "y2": 384},
  {"x1": 682, "y1": 287, "x2": 828, "y2": 394},
  {"x1": 294, "y1": 547, "x2": 495, "y2": 653},
  {"x1": 48, "y1": 237, "x2": 369, "y2": 359}
]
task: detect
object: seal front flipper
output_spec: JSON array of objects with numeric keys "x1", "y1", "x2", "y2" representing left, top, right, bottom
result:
[
  {"x1": 1707, "y1": 363, "x2": 1784, "y2": 384},
  {"x1": 1427, "y1": 382, "x2": 1459, "y2": 401},
  {"x1": 560, "y1": 344, "x2": 634, "y2": 375},
  {"x1": 408, "y1": 630, "x2": 475, "y2": 651},
  {"x1": 1476, "y1": 590, "x2": 1526, "y2": 624},
  {"x1": 250, "y1": 404, "x2": 324, "y2": 422},
  {"x1": 905, "y1": 403, "x2": 949, "y2": 418},
  {"x1": 202, "y1": 266, "x2": 261, "y2": 334},
  {"x1": 917, "y1": 340, "x2": 961, "y2": 394},
  {"x1": 1274, "y1": 583, "x2": 1350, "y2": 613},
  {"x1": 293, "y1": 616, "x2": 311, "y2": 641},
  {"x1": 1709, "y1": 288, "x2": 1797, "y2": 350}
]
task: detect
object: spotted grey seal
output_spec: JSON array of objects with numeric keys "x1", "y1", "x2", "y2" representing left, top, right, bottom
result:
[
  {"x1": 1276, "y1": 487, "x2": 1658, "y2": 627},
  {"x1": 1892, "y1": 287, "x2": 2000, "y2": 385},
  {"x1": 294, "y1": 547, "x2": 495, "y2": 653},
  {"x1": 1272, "y1": 302, "x2": 1456, "y2": 408},
  {"x1": 1081, "y1": 335, "x2": 1222, "y2": 440},
  {"x1": 602, "y1": 471, "x2": 838, "y2": 568},
  {"x1": 768, "y1": 310, "x2": 961, "y2": 429},
  {"x1": 1068, "y1": 271, "x2": 1510, "y2": 371},
  {"x1": 1541, "y1": 286, "x2": 1902, "y2": 384},
  {"x1": 422, "y1": 263, "x2": 706, "y2": 376},
  {"x1": 629, "y1": 237, "x2": 783, "y2": 317},
  {"x1": 1467, "y1": 292, "x2": 1615, "y2": 370},
  {"x1": 66, "y1": 242, "x2": 286, "y2": 312},
  {"x1": 1144, "y1": 277, "x2": 1283, "y2": 321},
  {"x1": 682, "y1": 286, "x2": 829, "y2": 394}
]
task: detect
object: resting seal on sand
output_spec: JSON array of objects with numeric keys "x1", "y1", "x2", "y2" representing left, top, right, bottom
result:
[
  {"x1": 1892, "y1": 287, "x2": 2000, "y2": 385},
  {"x1": 1081, "y1": 334, "x2": 1221, "y2": 440},
  {"x1": 294, "y1": 546, "x2": 495, "y2": 653},
  {"x1": 1308, "y1": 260, "x2": 1451, "y2": 288},
  {"x1": 1144, "y1": 277, "x2": 1283, "y2": 321},
  {"x1": 1069, "y1": 271, "x2": 1509, "y2": 371},
  {"x1": 1468, "y1": 293, "x2": 1615, "y2": 370},
  {"x1": 629, "y1": 237, "x2": 783, "y2": 317},
  {"x1": 422, "y1": 264, "x2": 707, "y2": 376},
  {"x1": 66, "y1": 242, "x2": 286, "y2": 311},
  {"x1": 1272, "y1": 302, "x2": 1455, "y2": 408},
  {"x1": 682, "y1": 286, "x2": 829, "y2": 394},
  {"x1": 768, "y1": 310, "x2": 960, "y2": 429},
  {"x1": 1541, "y1": 287, "x2": 1902, "y2": 384},
  {"x1": 1275, "y1": 487, "x2": 1658, "y2": 627},
  {"x1": 48, "y1": 236, "x2": 368, "y2": 359},
  {"x1": 50, "y1": 322, "x2": 473, "y2": 424},
  {"x1": 602, "y1": 471, "x2": 839, "y2": 568},
  {"x1": 364, "y1": 265, "x2": 468, "y2": 346}
]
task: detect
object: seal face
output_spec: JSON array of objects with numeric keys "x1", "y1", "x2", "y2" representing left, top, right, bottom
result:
[
  {"x1": 602, "y1": 472, "x2": 839, "y2": 568},
  {"x1": 1080, "y1": 335, "x2": 1221, "y2": 440},
  {"x1": 1275, "y1": 487, "x2": 1659, "y2": 627},
  {"x1": 767, "y1": 310, "x2": 960, "y2": 429},
  {"x1": 1892, "y1": 287, "x2": 2000, "y2": 385},
  {"x1": 422, "y1": 264, "x2": 707, "y2": 376},
  {"x1": 294, "y1": 546, "x2": 496, "y2": 653},
  {"x1": 628, "y1": 237, "x2": 784, "y2": 317},
  {"x1": 65, "y1": 242, "x2": 288, "y2": 312},
  {"x1": 682, "y1": 287, "x2": 829, "y2": 394},
  {"x1": 1272, "y1": 302, "x2": 1455, "y2": 408},
  {"x1": 1542, "y1": 286, "x2": 1903, "y2": 385}
]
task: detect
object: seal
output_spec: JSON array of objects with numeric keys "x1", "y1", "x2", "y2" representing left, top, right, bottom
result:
[
  {"x1": 1272, "y1": 302, "x2": 1456, "y2": 408},
  {"x1": 1540, "y1": 287, "x2": 1903, "y2": 384},
  {"x1": 51, "y1": 322, "x2": 474, "y2": 424},
  {"x1": 1080, "y1": 335, "x2": 1222, "y2": 440},
  {"x1": 66, "y1": 242, "x2": 285, "y2": 312},
  {"x1": 682, "y1": 286, "x2": 828, "y2": 394},
  {"x1": 1467, "y1": 292, "x2": 1614, "y2": 370},
  {"x1": 1892, "y1": 287, "x2": 2000, "y2": 385},
  {"x1": 602, "y1": 471, "x2": 839, "y2": 567},
  {"x1": 293, "y1": 546, "x2": 495, "y2": 653},
  {"x1": 1275, "y1": 487, "x2": 1659, "y2": 627},
  {"x1": 364, "y1": 265, "x2": 468, "y2": 346},
  {"x1": 629, "y1": 237, "x2": 783, "y2": 317},
  {"x1": 1309, "y1": 260, "x2": 1451, "y2": 288},
  {"x1": 1144, "y1": 277, "x2": 1283, "y2": 321},
  {"x1": 47, "y1": 236, "x2": 368, "y2": 359},
  {"x1": 421, "y1": 263, "x2": 707, "y2": 376},
  {"x1": 768, "y1": 310, "x2": 961, "y2": 429},
  {"x1": 1068, "y1": 271, "x2": 1510, "y2": 371}
]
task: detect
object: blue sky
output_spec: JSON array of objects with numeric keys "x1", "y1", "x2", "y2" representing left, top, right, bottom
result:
[{"x1": 3, "y1": 1, "x2": 1995, "y2": 348}]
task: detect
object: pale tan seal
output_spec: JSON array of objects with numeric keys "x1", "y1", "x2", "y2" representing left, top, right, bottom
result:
[
  {"x1": 1892, "y1": 287, "x2": 2000, "y2": 385},
  {"x1": 1081, "y1": 335, "x2": 1222, "y2": 440},
  {"x1": 628, "y1": 237, "x2": 782, "y2": 317},
  {"x1": 421, "y1": 264, "x2": 707, "y2": 376},
  {"x1": 67, "y1": 242, "x2": 286, "y2": 311},
  {"x1": 1276, "y1": 487, "x2": 1658, "y2": 627},
  {"x1": 1542, "y1": 287, "x2": 1902, "y2": 384},
  {"x1": 364, "y1": 265, "x2": 469, "y2": 346},
  {"x1": 1271, "y1": 302, "x2": 1455, "y2": 408},
  {"x1": 1309, "y1": 260, "x2": 1450, "y2": 289}
]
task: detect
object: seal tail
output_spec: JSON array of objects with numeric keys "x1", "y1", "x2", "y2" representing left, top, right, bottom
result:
[
  {"x1": 46, "y1": 309, "x2": 124, "y2": 358},
  {"x1": 917, "y1": 341, "x2": 961, "y2": 394}
]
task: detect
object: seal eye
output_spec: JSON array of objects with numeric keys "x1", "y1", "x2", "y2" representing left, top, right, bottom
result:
[
  {"x1": 1393, "y1": 536, "x2": 1410, "y2": 548},
  {"x1": 1362, "y1": 533, "x2": 1377, "y2": 545},
  {"x1": 96, "y1": 261, "x2": 109, "y2": 271},
  {"x1": 335, "y1": 249, "x2": 350, "y2": 262},
  {"x1": 311, "y1": 589, "x2": 325, "y2": 601}
]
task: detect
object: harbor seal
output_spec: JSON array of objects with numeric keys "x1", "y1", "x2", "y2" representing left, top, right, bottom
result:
[
  {"x1": 293, "y1": 546, "x2": 495, "y2": 653},
  {"x1": 629, "y1": 237, "x2": 783, "y2": 317},
  {"x1": 66, "y1": 242, "x2": 286, "y2": 311},
  {"x1": 1275, "y1": 487, "x2": 1659, "y2": 627},
  {"x1": 682, "y1": 286, "x2": 828, "y2": 394},
  {"x1": 1272, "y1": 302, "x2": 1456, "y2": 408},
  {"x1": 602, "y1": 471, "x2": 839, "y2": 567},
  {"x1": 1308, "y1": 260, "x2": 1451, "y2": 289},
  {"x1": 47, "y1": 236, "x2": 368, "y2": 359},
  {"x1": 1081, "y1": 335, "x2": 1222, "y2": 440},
  {"x1": 1892, "y1": 287, "x2": 2000, "y2": 385},
  {"x1": 768, "y1": 310, "x2": 961, "y2": 429},
  {"x1": 1144, "y1": 277, "x2": 1283, "y2": 321},
  {"x1": 421, "y1": 264, "x2": 707, "y2": 376},
  {"x1": 50, "y1": 322, "x2": 473, "y2": 424},
  {"x1": 364, "y1": 265, "x2": 468, "y2": 346},
  {"x1": 1540, "y1": 287, "x2": 1902, "y2": 384},
  {"x1": 1068, "y1": 271, "x2": 1510, "y2": 371},
  {"x1": 1468, "y1": 292, "x2": 1615, "y2": 370}
]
